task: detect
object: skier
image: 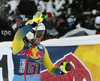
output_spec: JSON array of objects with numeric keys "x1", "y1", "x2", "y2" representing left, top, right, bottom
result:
[{"x1": 12, "y1": 5, "x2": 71, "y2": 81}]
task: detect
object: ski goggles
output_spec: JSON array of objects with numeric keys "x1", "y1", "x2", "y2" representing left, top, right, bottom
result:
[{"x1": 36, "y1": 30, "x2": 45, "y2": 37}]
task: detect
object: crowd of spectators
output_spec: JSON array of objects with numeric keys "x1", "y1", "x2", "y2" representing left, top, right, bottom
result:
[
  {"x1": 1, "y1": 0, "x2": 100, "y2": 42},
  {"x1": 1, "y1": 11, "x2": 100, "y2": 42},
  {"x1": 42, "y1": 12, "x2": 100, "y2": 38},
  {"x1": 0, "y1": 16, "x2": 14, "y2": 42}
]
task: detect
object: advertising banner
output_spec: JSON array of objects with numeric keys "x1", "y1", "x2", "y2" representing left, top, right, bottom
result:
[{"x1": 0, "y1": 35, "x2": 100, "y2": 81}]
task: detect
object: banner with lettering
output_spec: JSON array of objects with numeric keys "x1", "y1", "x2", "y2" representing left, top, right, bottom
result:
[{"x1": 0, "y1": 35, "x2": 100, "y2": 81}]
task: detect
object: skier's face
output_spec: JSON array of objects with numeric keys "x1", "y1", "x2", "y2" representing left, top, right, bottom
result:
[
  {"x1": 27, "y1": 35, "x2": 43, "y2": 44},
  {"x1": 16, "y1": 19, "x2": 23, "y2": 25},
  {"x1": 35, "y1": 35, "x2": 43, "y2": 44},
  {"x1": 27, "y1": 30, "x2": 44, "y2": 44}
]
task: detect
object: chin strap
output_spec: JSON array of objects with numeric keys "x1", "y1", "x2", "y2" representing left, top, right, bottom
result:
[{"x1": 24, "y1": 20, "x2": 40, "y2": 81}]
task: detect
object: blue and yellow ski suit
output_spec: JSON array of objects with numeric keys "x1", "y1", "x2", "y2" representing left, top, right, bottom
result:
[{"x1": 12, "y1": 24, "x2": 61, "y2": 81}]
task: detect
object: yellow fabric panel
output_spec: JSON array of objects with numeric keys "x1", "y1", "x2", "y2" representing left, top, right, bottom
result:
[
  {"x1": 83, "y1": 51, "x2": 100, "y2": 66},
  {"x1": 25, "y1": 14, "x2": 43, "y2": 25},
  {"x1": 30, "y1": 47, "x2": 40, "y2": 59},
  {"x1": 42, "y1": 47, "x2": 55, "y2": 73},
  {"x1": 74, "y1": 44, "x2": 100, "y2": 81},
  {"x1": 12, "y1": 36, "x2": 24, "y2": 55},
  {"x1": 97, "y1": 66, "x2": 100, "y2": 81},
  {"x1": 84, "y1": 61, "x2": 100, "y2": 81}
]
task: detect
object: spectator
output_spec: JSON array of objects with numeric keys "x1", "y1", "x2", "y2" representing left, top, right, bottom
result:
[
  {"x1": 43, "y1": 12, "x2": 58, "y2": 37},
  {"x1": 52, "y1": 17, "x2": 57, "y2": 27},
  {"x1": 84, "y1": 16, "x2": 91, "y2": 29},
  {"x1": 67, "y1": 17, "x2": 75, "y2": 28},
  {"x1": 71, "y1": 16, "x2": 85, "y2": 30},
  {"x1": 0, "y1": 16, "x2": 14, "y2": 42},
  {"x1": 94, "y1": 16, "x2": 100, "y2": 34},
  {"x1": 56, "y1": 14, "x2": 70, "y2": 37},
  {"x1": 43, "y1": 12, "x2": 53, "y2": 29},
  {"x1": 87, "y1": 16, "x2": 100, "y2": 32},
  {"x1": 12, "y1": 16, "x2": 24, "y2": 33},
  {"x1": 89, "y1": 17, "x2": 95, "y2": 29}
]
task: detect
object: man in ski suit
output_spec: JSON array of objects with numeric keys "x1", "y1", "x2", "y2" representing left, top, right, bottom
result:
[{"x1": 12, "y1": 5, "x2": 71, "y2": 81}]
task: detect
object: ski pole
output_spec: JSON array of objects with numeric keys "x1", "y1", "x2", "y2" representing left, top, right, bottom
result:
[{"x1": 24, "y1": 20, "x2": 40, "y2": 81}]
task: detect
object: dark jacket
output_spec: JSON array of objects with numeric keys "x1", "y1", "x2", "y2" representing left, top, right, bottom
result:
[
  {"x1": 0, "y1": 18, "x2": 14, "y2": 42},
  {"x1": 57, "y1": 21, "x2": 70, "y2": 37}
]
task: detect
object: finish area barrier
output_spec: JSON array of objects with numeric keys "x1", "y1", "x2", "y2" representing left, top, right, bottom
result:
[{"x1": 0, "y1": 35, "x2": 100, "y2": 81}]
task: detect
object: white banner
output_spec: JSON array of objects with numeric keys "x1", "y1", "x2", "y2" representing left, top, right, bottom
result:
[
  {"x1": 0, "y1": 47, "x2": 14, "y2": 81},
  {"x1": 0, "y1": 35, "x2": 100, "y2": 81}
]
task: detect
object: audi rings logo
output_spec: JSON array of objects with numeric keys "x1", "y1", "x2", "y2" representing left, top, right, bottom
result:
[{"x1": 1, "y1": 30, "x2": 11, "y2": 36}]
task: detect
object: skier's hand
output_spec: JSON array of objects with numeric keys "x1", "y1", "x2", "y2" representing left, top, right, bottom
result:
[
  {"x1": 33, "y1": 5, "x2": 42, "y2": 18},
  {"x1": 25, "y1": 20, "x2": 37, "y2": 27},
  {"x1": 25, "y1": 14, "x2": 43, "y2": 26},
  {"x1": 60, "y1": 62, "x2": 71, "y2": 74},
  {"x1": 25, "y1": 5, "x2": 43, "y2": 26}
]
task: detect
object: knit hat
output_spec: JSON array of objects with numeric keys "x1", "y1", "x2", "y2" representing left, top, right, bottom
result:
[
  {"x1": 94, "y1": 16, "x2": 100, "y2": 29},
  {"x1": 95, "y1": 16, "x2": 100, "y2": 24},
  {"x1": 58, "y1": 14, "x2": 66, "y2": 20},
  {"x1": 16, "y1": 16, "x2": 23, "y2": 24},
  {"x1": 76, "y1": 16, "x2": 84, "y2": 22},
  {"x1": 47, "y1": 12, "x2": 52, "y2": 17},
  {"x1": 67, "y1": 18, "x2": 74, "y2": 23}
]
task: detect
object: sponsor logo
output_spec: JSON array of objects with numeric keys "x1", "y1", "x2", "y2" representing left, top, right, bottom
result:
[
  {"x1": 1, "y1": 30, "x2": 11, "y2": 36},
  {"x1": 18, "y1": 49, "x2": 44, "y2": 59},
  {"x1": 41, "y1": 53, "x2": 93, "y2": 81}
]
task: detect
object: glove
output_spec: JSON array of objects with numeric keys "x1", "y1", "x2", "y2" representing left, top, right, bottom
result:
[
  {"x1": 25, "y1": 20, "x2": 37, "y2": 27},
  {"x1": 25, "y1": 5, "x2": 43, "y2": 26},
  {"x1": 33, "y1": 5, "x2": 42, "y2": 18},
  {"x1": 60, "y1": 62, "x2": 71, "y2": 74}
]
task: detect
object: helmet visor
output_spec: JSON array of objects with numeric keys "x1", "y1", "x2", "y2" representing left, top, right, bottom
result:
[{"x1": 36, "y1": 30, "x2": 45, "y2": 37}]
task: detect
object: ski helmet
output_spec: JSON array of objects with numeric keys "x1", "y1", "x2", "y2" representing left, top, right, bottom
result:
[
  {"x1": 94, "y1": 16, "x2": 100, "y2": 29},
  {"x1": 26, "y1": 22, "x2": 45, "y2": 39}
]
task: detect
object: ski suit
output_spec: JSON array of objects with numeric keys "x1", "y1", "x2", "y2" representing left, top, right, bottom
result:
[{"x1": 12, "y1": 24, "x2": 61, "y2": 81}]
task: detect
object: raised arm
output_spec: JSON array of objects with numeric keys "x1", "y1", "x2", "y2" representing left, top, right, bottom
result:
[
  {"x1": 12, "y1": 24, "x2": 34, "y2": 54},
  {"x1": 42, "y1": 47, "x2": 61, "y2": 75},
  {"x1": 42, "y1": 47, "x2": 71, "y2": 75}
]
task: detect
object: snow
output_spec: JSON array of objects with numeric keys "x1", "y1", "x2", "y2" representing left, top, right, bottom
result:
[
  {"x1": 2, "y1": 0, "x2": 99, "y2": 21},
  {"x1": 92, "y1": 9, "x2": 98, "y2": 15},
  {"x1": 5, "y1": 0, "x2": 19, "y2": 14},
  {"x1": 5, "y1": 0, "x2": 66, "y2": 18},
  {"x1": 54, "y1": 0, "x2": 65, "y2": 10},
  {"x1": 39, "y1": 1, "x2": 46, "y2": 12},
  {"x1": 46, "y1": 0, "x2": 53, "y2": 12},
  {"x1": 8, "y1": 16, "x2": 14, "y2": 21},
  {"x1": 38, "y1": 0, "x2": 66, "y2": 16},
  {"x1": 68, "y1": 0, "x2": 73, "y2": 5}
]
